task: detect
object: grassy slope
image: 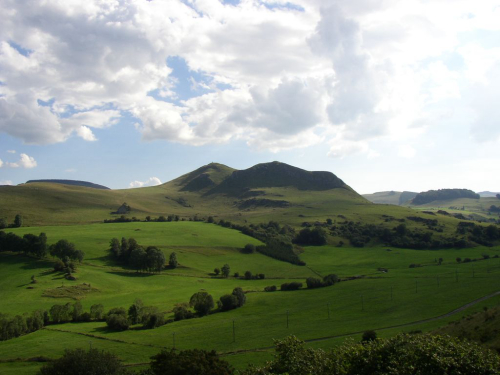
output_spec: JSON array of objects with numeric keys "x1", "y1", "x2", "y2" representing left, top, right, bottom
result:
[
  {"x1": 362, "y1": 191, "x2": 403, "y2": 205},
  {"x1": 1, "y1": 222, "x2": 500, "y2": 374},
  {"x1": 408, "y1": 197, "x2": 500, "y2": 221}
]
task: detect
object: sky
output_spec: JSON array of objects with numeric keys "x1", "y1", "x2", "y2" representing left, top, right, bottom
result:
[{"x1": 0, "y1": 0, "x2": 499, "y2": 194}]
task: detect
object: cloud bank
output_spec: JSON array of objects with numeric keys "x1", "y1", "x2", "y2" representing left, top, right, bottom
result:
[
  {"x1": 0, "y1": 153, "x2": 37, "y2": 168},
  {"x1": 0, "y1": 0, "x2": 499, "y2": 157},
  {"x1": 129, "y1": 177, "x2": 162, "y2": 188}
]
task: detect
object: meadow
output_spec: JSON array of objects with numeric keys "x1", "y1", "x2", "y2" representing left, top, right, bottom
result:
[{"x1": 1, "y1": 221, "x2": 500, "y2": 374}]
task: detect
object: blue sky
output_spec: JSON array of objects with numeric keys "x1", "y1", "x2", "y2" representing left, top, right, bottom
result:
[{"x1": 1, "y1": 0, "x2": 500, "y2": 193}]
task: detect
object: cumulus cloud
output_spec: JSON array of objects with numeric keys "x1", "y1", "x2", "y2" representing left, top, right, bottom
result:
[
  {"x1": 4, "y1": 153, "x2": 37, "y2": 168},
  {"x1": 129, "y1": 177, "x2": 162, "y2": 189},
  {"x1": 0, "y1": 0, "x2": 499, "y2": 155}
]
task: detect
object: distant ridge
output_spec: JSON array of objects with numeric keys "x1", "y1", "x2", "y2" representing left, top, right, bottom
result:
[
  {"x1": 479, "y1": 191, "x2": 500, "y2": 198},
  {"x1": 206, "y1": 161, "x2": 349, "y2": 196},
  {"x1": 363, "y1": 191, "x2": 418, "y2": 205},
  {"x1": 411, "y1": 189, "x2": 479, "y2": 205},
  {"x1": 26, "y1": 179, "x2": 110, "y2": 190}
]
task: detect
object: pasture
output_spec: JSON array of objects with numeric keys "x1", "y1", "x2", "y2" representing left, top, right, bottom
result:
[{"x1": 1, "y1": 221, "x2": 500, "y2": 374}]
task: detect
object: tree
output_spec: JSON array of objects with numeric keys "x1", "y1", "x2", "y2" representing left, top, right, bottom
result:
[
  {"x1": 90, "y1": 304, "x2": 104, "y2": 320},
  {"x1": 242, "y1": 244, "x2": 255, "y2": 254},
  {"x1": 50, "y1": 240, "x2": 84, "y2": 262},
  {"x1": 169, "y1": 252, "x2": 178, "y2": 268},
  {"x1": 221, "y1": 264, "x2": 230, "y2": 278},
  {"x1": 214, "y1": 268, "x2": 220, "y2": 276},
  {"x1": 189, "y1": 292, "x2": 214, "y2": 316},
  {"x1": 0, "y1": 218, "x2": 6, "y2": 229},
  {"x1": 173, "y1": 303, "x2": 194, "y2": 321},
  {"x1": 109, "y1": 238, "x2": 120, "y2": 258},
  {"x1": 106, "y1": 307, "x2": 129, "y2": 331},
  {"x1": 456, "y1": 257, "x2": 462, "y2": 263},
  {"x1": 232, "y1": 287, "x2": 246, "y2": 307},
  {"x1": 72, "y1": 301, "x2": 83, "y2": 322},
  {"x1": 13, "y1": 214, "x2": 22, "y2": 228},
  {"x1": 361, "y1": 330, "x2": 377, "y2": 342},
  {"x1": 438, "y1": 257, "x2": 443, "y2": 265},
  {"x1": 129, "y1": 246, "x2": 146, "y2": 272},
  {"x1": 128, "y1": 299, "x2": 144, "y2": 325},
  {"x1": 39, "y1": 348, "x2": 126, "y2": 375},
  {"x1": 219, "y1": 294, "x2": 239, "y2": 311},
  {"x1": 244, "y1": 271, "x2": 252, "y2": 280},
  {"x1": 145, "y1": 246, "x2": 165, "y2": 273},
  {"x1": 149, "y1": 349, "x2": 234, "y2": 375}
]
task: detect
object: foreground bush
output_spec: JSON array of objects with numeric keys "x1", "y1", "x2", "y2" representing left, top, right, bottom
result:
[
  {"x1": 147, "y1": 349, "x2": 234, "y2": 375},
  {"x1": 243, "y1": 334, "x2": 500, "y2": 375},
  {"x1": 39, "y1": 348, "x2": 127, "y2": 375}
]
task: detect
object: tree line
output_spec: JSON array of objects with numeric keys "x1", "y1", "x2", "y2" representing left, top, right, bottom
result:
[
  {"x1": 108, "y1": 237, "x2": 177, "y2": 273},
  {"x1": 0, "y1": 214, "x2": 23, "y2": 230}
]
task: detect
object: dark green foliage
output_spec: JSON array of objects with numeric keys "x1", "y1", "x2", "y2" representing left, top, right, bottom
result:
[
  {"x1": 242, "y1": 243, "x2": 255, "y2": 253},
  {"x1": 173, "y1": 303, "x2": 194, "y2": 321},
  {"x1": 38, "y1": 348, "x2": 125, "y2": 375},
  {"x1": 129, "y1": 246, "x2": 147, "y2": 272},
  {"x1": 128, "y1": 299, "x2": 144, "y2": 324},
  {"x1": 306, "y1": 274, "x2": 338, "y2": 289},
  {"x1": 264, "y1": 285, "x2": 277, "y2": 292},
  {"x1": 0, "y1": 309, "x2": 47, "y2": 341},
  {"x1": 109, "y1": 238, "x2": 120, "y2": 258},
  {"x1": 243, "y1": 334, "x2": 500, "y2": 375},
  {"x1": 14, "y1": 214, "x2": 22, "y2": 228},
  {"x1": 169, "y1": 252, "x2": 178, "y2": 268},
  {"x1": 293, "y1": 227, "x2": 327, "y2": 246},
  {"x1": 221, "y1": 263, "x2": 230, "y2": 278},
  {"x1": 148, "y1": 348, "x2": 234, "y2": 375},
  {"x1": 256, "y1": 239, "x2": 305, "y2": 266},
  {"x1": 0, "y1": 218, "x2": 6, "y2": 229},
  {"x1": 361, "y1": 330, "x2": 377, "y2": 342},
  {"x1": 232, "y1": 287, "x2": 246, "y2": 307},
  {"x1": 50, "y1": 303, "x2": 72, "y2": 323},
  {"x1": 22, "y1": 233, "x2": 47, "y2": 258},
  {"x1": 106, "y1": 314, "x2": 129, "y2": 331},
  {"x1": 244, "y1": 270, "x2": 252, "y2": 280},
  {"x1": 258, "y1": 273, "x2": 265, "y2": 279},
  {"x1": 281, "y1": 282, "x2": 302, "y2": 291},
  {"x1": 189, "y1": 292, "x2": 214, "y2": 316},
  {"x1": 145, "y1": 246, "x2": 165, "y2": 272},
  {"x1": 219, "y1": 294, "x2": 239, "y2": 311},
  {"x1": 214, "y1": 268, "x2": 220, "y2": 276},
  {"x1": 90, "y1": 304, "x2": 104, "y2": 320},
  {"x1": 143, "y1": 312, "x2": 165, "y2": 329},
  {"x1": 50, "y1": 239, "x2": 84, "y2": 262},
  {"x1": 412, "y1": 189, "x2": 480, "y2": 205},
  {"x1": 72, "y1": 301, "x2": 83, "y2": 322}
]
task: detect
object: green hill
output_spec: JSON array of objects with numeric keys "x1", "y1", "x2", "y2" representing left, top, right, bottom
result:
[
  {"x1": 363, "y1": 191, "x2": 418, "y2": 205},
  {"x1": 25, "y1": 179, "x2": 110, "y2": 190}
]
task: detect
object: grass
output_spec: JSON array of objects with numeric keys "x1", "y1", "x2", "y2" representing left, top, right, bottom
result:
[{"x1": 1, "y1": 222, "x2": 500, "y2": 373}]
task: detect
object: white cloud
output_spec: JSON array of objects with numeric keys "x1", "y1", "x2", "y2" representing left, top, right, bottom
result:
[
  {"x1": 0, "y1": 180, "x2": 13, "y2": 185},
  {"x1": 65, "y1": 168, "x2": 76, "y2": 173},
  {"x1": 4, "y1": 153, "x2": 37, "y2": 168},
  {"x1": 0, "y1": 159, "x2": 3, "y2": 168},
  {"x1": 129, "y1": 177, "x2": 162, "y2": 189},
  {"x1": 7, "y1": 150, "x2": 15, "y2": 153},
  {"x1": 398, "y1": 145, "x2": 417, "y2": 159},
  {"x1": 0, "y1": 0, "x2": 499, "y2": 156}
]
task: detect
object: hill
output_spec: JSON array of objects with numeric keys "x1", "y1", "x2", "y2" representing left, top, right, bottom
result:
[
  {"x1": 26, "y1": 179, "x2": 110, "y2": 190},
  {"x1": 479, "y1": 191, "x2": 500, "y2": 198},
  {"x1": 363, "y1": 191, "x2": 418, "y2": 205},
  {"x1": 207, "y1": 161, "x2": 349, "y2": 196},
  {"x1": 411, "y1": 189, "x2": 480, "y2": 205}
]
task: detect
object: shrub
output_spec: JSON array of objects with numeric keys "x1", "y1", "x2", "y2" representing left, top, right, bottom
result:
[
  {"x1": 281, "y1": 282, "x2": 302, "y2": 291},
  {"x1": 264, "y1": 285, "x2": 277, "y2": 292},
  {"x1": 244, "y1": 271, "x2": 252, "y2": 280},
  {"x1": 173, "y1": 303, "x2": 194, "y2": 321},
  {"x1": 106, "y1": 314, "x2": 129, "y2": 331},
  {"x1": 189, "y1": 292, "x2": 214, "y2": 316},
  {"x1": 362, "y1": 330, "x2": 377, "y2": 342},
  {"x1": 149, "y1": 349, "x2": 234, "y2": 375},
  {"x1": 242, "y1": 244, "x2": 256, "y2": 254},
  {"x1": 258, "y1": 273, "x2": 265, "y2": 279}
]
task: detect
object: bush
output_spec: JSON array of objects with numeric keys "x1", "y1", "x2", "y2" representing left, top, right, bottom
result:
[
  {"x1": 264, "y1": 285, "x2": 277, "y2": 292},
  {"x1": 306, "y1": 277, "x2": 323, "y2": 289},
  {"x1": 362, "y1": 330, "x2": 377, "y2": 342},
  {"x1": 281, "y1": 282, "x2": 302, "y2": 291},
  {"x1": 242, "y1": 244, "x2": 256, "y2": 254},
  {"x1": 173, "y1": 303, "x2": 194, "y2": 321},
  {"x1": 143, "y1": 312, "x2": 166, "y2": 329},
  {"x1": 219, "y1": 294, "x2": 239, "y2": 311},
  {"x1": 189, "y1": 292, "x2": 214, "y2": 316},
  {"x1": 149, "y1": 349, "x2": 234, "y2": 375},
  {"x1": 39, "y1": 348, "x2": 125, "y2": 375},
  {"x1": 244, "y1": 271, "x2": 252, "y2": 280},
  {"x1": 106, "y1": 314, "x2": 129, "y2": 331},
  {"x1": 258, "y1": 273, "x2": 265, "y2": 279}
]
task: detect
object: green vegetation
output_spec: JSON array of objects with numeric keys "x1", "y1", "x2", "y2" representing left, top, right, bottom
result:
[{"x1": 413, "y1": 189, "x2": 480, "y2": 205}]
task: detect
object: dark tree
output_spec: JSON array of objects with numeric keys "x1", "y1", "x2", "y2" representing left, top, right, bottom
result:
[
  {"x1": 145, "y1": 246, "x2": 165, "y2": 273},
  {"x1": 72, "y1": 301, "x2": 83, "y2": 322},
  {"x1": 128, "y1": 299, "x2": 144, "y2": 325},
  {"x1": 13, "y1": 214, "x2": 22, "y2": 228},
  {"x1": 242, "y1": 244, "x2": 255, "y2": 254},
  {"x1": 244, "y1": 271, "x2": 252, "y2": 280},
  {"x1": 39, "y1": 348, "x2": 126, "y2": 375},
  {"x1": 169, "y1": 252, "x2": 178, "y2": 268},
  {"x1": 109, "y1": 238, "x2": 120, "y2": 259},
  {"x1": 221, "y1": 264, "x2": 230, "y2": 278},
  {"x1": 362, "y1": 330, "x2": 377, "y2": 342},
  {"x1": 129, "y1": 246, "x2": 146, "y2": 272},
  {"x1": 50, "y1": 240, "x2": 84, "y2": 262},
  {"x1": 0, "y1": 218, "x2": 6, "y2": 229},
  {"x1": 219, "y1": 294, "x2": 239, "y2": 311},
  {"x1": 173, "y1": 303, "x2": 194, "y2": 321},
  {"x1": 189, "y1": 292, "x2": 214, "y2": 316},
  {"x1": 214, "y1": 268, "x2": 220, "y2": 276},
  {"x1": 149, "y1": 349, "x2": 234, "y2": 375},
  {"x1": 90, "y1": 304, "x2": 104, "y2": 320},
  {"x1": 232, "y1": 287, "x2": 246, "y2": 307}
]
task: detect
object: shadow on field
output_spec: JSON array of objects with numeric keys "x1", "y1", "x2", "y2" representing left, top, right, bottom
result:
[
  {"x1": 87, "y1": 254, "x2": 117, "y2": 267},
  {"x1": 106, "y1": 271, "x2": 156, "y2": 278}
]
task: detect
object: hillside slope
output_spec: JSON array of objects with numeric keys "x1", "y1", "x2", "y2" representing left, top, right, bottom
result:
[
  {"x1": 363, "y1": 191, "x2": 417, "y2": 205},
  {"x1": 26, "y1": 179, "x2": 110, "y2": 190}
]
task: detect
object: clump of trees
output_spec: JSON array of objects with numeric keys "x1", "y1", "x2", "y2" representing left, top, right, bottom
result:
[
  {"x1": 218, "y1": 287, "x2": 246, "y2": 311},
  {"x1": 105, "y1": 300, "x2": 166, "y2": 331},
  {"x1": 39, "y1": 348, "x2": 126, "y2": 375},
  {"x1": 0, "y1": 231, "x2": 48, "y2": 258},
  {"x1": 281, "y1": 282, "x2": 302, "y2": 291},
  {"x1": 306, "y1": 274, "x2": 339, "y2": 289},
  {"x1": 456, "y1": 222, "x2": 500, "y2": 246},
  {"x1": 50, "y1": 239, "x2": 84, "y2": 262},
  {"x1": 412, "y1": 189, "x2": 480, "y2": 205},
  {"x1": 293, "y1": 227, "x2": 327, "y2": 246},
  {"x1": 189, "y1": 292, "x2": 214, "y2": 316},
  {"x1": 108, "y1": 237, "x2": 168, "y2": 273},
  {"x1": 0, "y1": 214, "x2": 22, "y2": 229},
  {"x1": 242, "y1": 334, "x2": 500, "y2": 375}
]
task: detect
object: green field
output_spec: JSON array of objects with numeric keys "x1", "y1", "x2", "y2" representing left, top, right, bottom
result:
[{"x1": 1, "y1": 221, "x2": 500, "y2": 374}]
